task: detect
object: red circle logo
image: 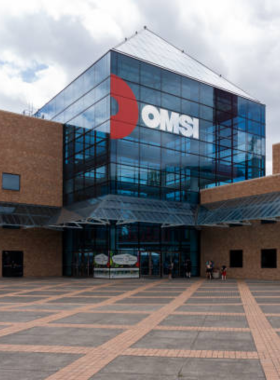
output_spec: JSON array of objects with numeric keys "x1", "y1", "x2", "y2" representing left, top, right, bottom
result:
[{"x1": 110, "y1": 74, "x2": 139, "y2": 139}]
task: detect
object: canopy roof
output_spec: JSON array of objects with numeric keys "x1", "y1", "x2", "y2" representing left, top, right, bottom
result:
[
  {"x1": 113, "y1": 28, "x2": 259, "y2": 102},
  {"x1": 197, "y1": 191, "x2": 280, "y2": 227},
  {"x1": 48, "y1": 194, "x2": 196, "y2": 228},
  {"x1": 0, "y1": 202, "x2": 59, "y2": 228},
  {"x1": 2, "y1": 191, "x2": 280, "y2": 229}
]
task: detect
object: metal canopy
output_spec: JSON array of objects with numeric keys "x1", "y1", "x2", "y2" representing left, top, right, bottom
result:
[
  {"x1": 48, "y1": 194, "x2": 196, "y2": 228},
  {"x1": 197, "y1": 191, "x2": 280, "y2": 227},
  {"x1": 3, "y1": 191, "x2": 280, "y2": 230},
  {"x1": 0, "y1": 202, "x2": 59, "y2": 228}
]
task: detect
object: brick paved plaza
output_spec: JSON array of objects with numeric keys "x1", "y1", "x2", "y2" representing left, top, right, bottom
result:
[{"x1": 0, "y1": 278, "x2": 279, "y2": 379}]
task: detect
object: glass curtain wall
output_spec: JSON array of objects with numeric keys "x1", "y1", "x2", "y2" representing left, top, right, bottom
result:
[
  {"x1": 36, "y1": 50, "x2": 265, "y2": 278},
  {"x1": 110, "y1": 51, "x2": 265, "y2": 199}
]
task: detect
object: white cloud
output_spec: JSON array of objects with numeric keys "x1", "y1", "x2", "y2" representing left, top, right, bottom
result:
[{"x1": 0, "y1": 0, "x2": 279, "y2": 175}]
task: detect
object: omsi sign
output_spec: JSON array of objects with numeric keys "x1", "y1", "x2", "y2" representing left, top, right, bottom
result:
[{"x1": 142, "y1": 105, "x2": 199, "y2": 139}]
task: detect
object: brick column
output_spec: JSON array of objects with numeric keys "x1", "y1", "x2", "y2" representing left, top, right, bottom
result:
[{"x1": 273, "y1": 143, "x2": 280, "y2": 174}]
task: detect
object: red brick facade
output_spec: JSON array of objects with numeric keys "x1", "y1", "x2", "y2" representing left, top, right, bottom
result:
[
  {"x1": 0, "y1": 110, "x2": 63, "y2": 277},
  {"x1": 200, "y1": 145, "x2": 280, "y2": 280},
  {"x1": 0, "y1": 110, "x2": 63, "y2": 207},
  {"x1": 0, "y1": 228, "x2": 62, "y2": 277},
  {"x1": 201, "y1": 221, "x2": 280, "y2": 280}
]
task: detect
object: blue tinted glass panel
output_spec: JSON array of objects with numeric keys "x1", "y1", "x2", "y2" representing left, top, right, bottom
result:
[
  {"x1": 117, "y1": 140, "x2": 139, "y2": 165},
  {"x1": 162, "y1": 132, "x2": 181, "y2": 151},
  {"x1": 140, "y1": 87, "x2": 161, "y2": 106},
  {"x1": 200, "y1": 83, "x2": 214, "y2": 107},
  {"x1": 95, "y1": 54, "x2": 110, "y2": 85},
  {"x1": 161, "y1": 148, "x2": 181, "y2": 168},
  {"x1": 140, "y1": 144, "x2": 161, "y2": 169},
  {"x1": 233, "y1": 163, "x2": 246, "y2": 181},
  {"x1": 261, "y1": 105, "x2": 265, "y2": 124},
  {"x1": 200, "y1": 105, "x2": 213, "y2": 121},
  {"x1": 182, "y1": 77, "x2": 199, "y2": 102},
  {"x1": 140, "y1": 127, "x2": 161, "y2": 146},
  {"x1": 162, "y1": 70, "x2": 180, "y2": 96},
  {"x1": 233, "y1": 151, "x2": 246, "y2": 164},
  {"x1": 161, "y1": 93, "x2": 181, "y2": 113},
  {"x1": 247, "y1": 100, "x2": 261, "y2": 122},
  {"x1": 247, "y1": 134, "x2": 262, "y2": 154},
  {"x1": 2, "y1": 173, "x2": 20, "y2": 191},
  {"x1": 233, "y1": 116, "x2": 246, "y2": 131},
  {"x1": 181, "y1": 99, "x2": 199, "y2": 118},
  {"x1": 248, "y1": 120, "x2": 261, "y2": 135},
  {"x1": 140, "y1": 62, "x2": 161, "y2": 90},
  {"x1": 118, "y1": 54, "x2": 140, "y2": 82},
  {"x1": 238, "y1": 97, "x2": 247, "y2": 117}
]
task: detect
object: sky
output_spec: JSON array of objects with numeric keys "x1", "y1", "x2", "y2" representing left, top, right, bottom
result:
[{"x1": 0, "y1": 0, "x2": 279, "y2": 174}]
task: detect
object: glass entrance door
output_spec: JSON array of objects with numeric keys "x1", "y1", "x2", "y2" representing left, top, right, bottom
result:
[
  {"x1": 162, "y1": 250, "x2": 180, "y2": 278},
  {"x1": 140, "y1": 251, "x2": 161, "y2": 277},
  {"x1": 72, "y1": 250, "x2": 94, "y2": 277}
]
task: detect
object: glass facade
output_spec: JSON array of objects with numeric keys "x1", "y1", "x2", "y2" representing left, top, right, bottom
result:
[{"x1": 36, "y1": 49, "x2": 266, "y2": 278}]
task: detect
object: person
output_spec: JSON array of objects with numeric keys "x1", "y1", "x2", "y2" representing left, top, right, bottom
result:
[
  {"x1": 168, "y1": 261, "x2": 174, "y2": 280},
  {"x1": 221, "y1": 265, "x2": 227, "y2": 280},
  {"x1": 186, "y1": 258, "x2": 192, "y2": 278},
  {"x1": 210, "y1": 260, "x2": 214, "y2": 279},
  {"x1": 206, "y1": 261, "x2": 212, "y2": 280}
]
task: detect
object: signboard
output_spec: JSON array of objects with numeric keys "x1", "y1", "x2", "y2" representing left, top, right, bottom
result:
[
  {"x1": 110, "y1": 268, "x2": 139, "y2": 279},
  {"x1": 142, "y1": 105, "x2": 199, "y2": 139},
  {"x1": 94, "y1": 268, "x2": 110, "y2": 279},
  {"x1": 112, "y1": 253, "x2": 138, "y2": 266},
  {"x1": 110, "y1": 74, "x2": 199, "y2": 140},
  {"x1": 94, "y1": 253, "x2": 108, "y2": 265}
]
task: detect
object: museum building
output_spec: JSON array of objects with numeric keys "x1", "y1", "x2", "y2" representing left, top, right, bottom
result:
[{"x1": 2, "y1": 28, "x2": 278, "y2": 280}]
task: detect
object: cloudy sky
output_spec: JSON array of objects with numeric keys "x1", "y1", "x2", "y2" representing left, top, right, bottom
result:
[{"x1": 0, "y1": 0, "x2": 279, "y2": 173}]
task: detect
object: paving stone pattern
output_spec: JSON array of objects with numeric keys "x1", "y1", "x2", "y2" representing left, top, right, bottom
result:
[{"x1": 0, "y1": 278, "x2": 280, "y2": 378}]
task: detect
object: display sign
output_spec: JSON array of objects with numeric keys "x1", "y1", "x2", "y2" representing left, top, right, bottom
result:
[
  {"x1": 112, "y1": 253, "x2": 138, "y2": 266},
  {"x1": 142, "y1": 105, "x2": 199, "y2": 139},
  {"x1": 94, "y1": 253, "x2": 108, "y2": 265},
  {"x1": 110, "y1": 268, "x2": 139, "y2": 279},
  {"x1": 110, "y1": 74, "x2": 199, "y2": 140},
  {"x1": 94, "y1": 268, "x2": 110, "y2": 279}
]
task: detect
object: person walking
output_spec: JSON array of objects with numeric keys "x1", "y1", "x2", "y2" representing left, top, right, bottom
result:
[
  {"x1": 221, "y1": 265, "x2": 227, "y2": 280},
  {"x1": 210, "y1": 260, "x2": 214, "y2": 280},
  {"x1": 168, "y1": 261, "x2": 174, "y2": 280},
  {"x1": 186, "y1": 258, "x2": 192, "y2": 278},
  {"x1": 206, "y1": 261, "x2": 211, "y2": 279}
]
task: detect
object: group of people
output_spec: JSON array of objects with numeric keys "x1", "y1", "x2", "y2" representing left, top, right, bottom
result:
[
  {"x1": 168, "y1": 258, "x2": 192, "y2": 280},
  {"x1": 206, "y1": 260, "x2": 227, "y2": 280},
  {"x1": 168, "y1": 259, "x2": 227, "y2": 280}
]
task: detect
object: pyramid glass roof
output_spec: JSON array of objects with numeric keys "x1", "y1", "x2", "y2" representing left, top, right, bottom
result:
[{"x1": 113, "y1": 28, "x2": 259, "y2": 102}]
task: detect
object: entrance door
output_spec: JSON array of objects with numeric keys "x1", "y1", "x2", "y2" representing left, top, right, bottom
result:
[
  {"x1": 72, "y1": 250, "x2": 94, "y2": 277},
  {"x1": 140, "y1": 251, "x2": 160, "y2": 277},
  {"x1": 162, "y1": 250, "x2": 180, "y2": 278},
  {"x1": 2, "y1": 251, "x2": 23, "y2": 277},
  {"x1": 84, "y1": 250, "x2": 94, "y2": 277}
]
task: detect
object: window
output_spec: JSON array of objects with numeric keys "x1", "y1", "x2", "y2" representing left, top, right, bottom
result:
[
  {"x1": 261, "y1": 249, "x2": 277, "y2": 268},
  {"x1": 2, "y1": 173, "x2": 20, "y2": 191},
  {"x1": 230, "y1": 250, "x2": 243, "y2": 268}
]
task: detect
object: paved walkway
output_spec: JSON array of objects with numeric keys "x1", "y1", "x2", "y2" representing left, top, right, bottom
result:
[{"x1": 0, "y1": 278, "x2": 279, "y2": 379}]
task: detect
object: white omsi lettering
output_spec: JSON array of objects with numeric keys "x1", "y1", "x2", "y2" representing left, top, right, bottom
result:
[
  {"x1": 141, "y1": 105, "x2": 160, "y2": 129},
  {"x1": 142, "y1": 105, "x2": 199, "y2": 139}
]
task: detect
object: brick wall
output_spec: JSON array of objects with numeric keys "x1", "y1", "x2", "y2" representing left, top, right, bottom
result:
[
  {"x1": 201, "y1": 221, "x2": 280, "y2": 280},
  {"x1": 273, "y1": 143, "x2": 280, "y2": 174},
  {"x1": 200, "y1": 174, "x2": 280, "y2": 204},
  {"x1": 0, "y1": 110, "x2": 63, "y2": 207},
  {"x1": 0, "y1": 228, "x2": 62, "y2": 277}
]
